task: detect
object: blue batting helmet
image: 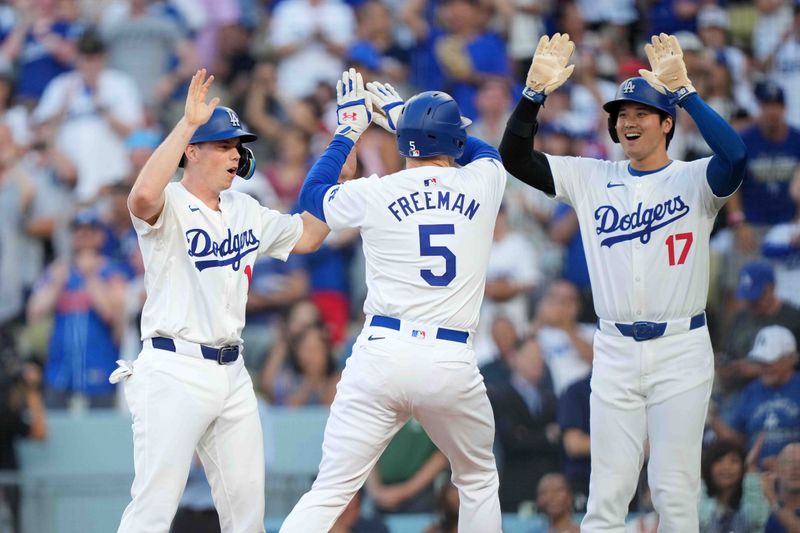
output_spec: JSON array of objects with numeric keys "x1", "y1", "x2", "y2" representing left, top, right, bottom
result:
[
  {"x1": 602, "y1": 77, "x2": 676, "y2": 144},
  {"x1": 182, "y1": 106, "x2": 257, "y2": 179},
  {"x1": 396, "y1": 91, "x2": 472, "y2": 158}
]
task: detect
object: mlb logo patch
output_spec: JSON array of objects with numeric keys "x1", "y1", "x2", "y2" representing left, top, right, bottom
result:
[
  {"x1": 411, "y1": 329, "x2": 426, "y2": 339},
  {"x1": 423, "y1": 177, "x2": 438, "y2": 187}
]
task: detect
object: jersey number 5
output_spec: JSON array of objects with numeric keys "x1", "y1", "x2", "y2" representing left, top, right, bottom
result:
[
  {"x1": 665, "y1": 232, "x2": 693, "y2": 266},
  {"x1": 419, "y1": 224, "x2": 456, "y2": 286}
]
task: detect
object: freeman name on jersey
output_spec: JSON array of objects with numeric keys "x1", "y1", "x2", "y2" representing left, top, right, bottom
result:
[
  {"x1": 594, "y1": 195, "x2": 690, "y2": 247},
  {"x1": 186, "y1": 227, "x2": 261, "y2": 271},
  {"x1": 387, "y1": 190, "x2": 481, "y2": 222}
]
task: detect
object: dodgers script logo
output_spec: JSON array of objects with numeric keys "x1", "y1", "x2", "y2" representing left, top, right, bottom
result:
[
  {"x1": 185, "y1": 228, "x2": 260, "y2": 271},
  {"x1": 594, "y1": 196, "x2": 690, "y2": 247}
]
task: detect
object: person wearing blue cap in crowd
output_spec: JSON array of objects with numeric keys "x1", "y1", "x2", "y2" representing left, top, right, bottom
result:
[
  {"x1": 27, "y1": 208, "x2": 128, "y2": 409},
  {"x1": 724, "y1": 81, "x2": 800, "y2": 286},
  {"x1": 711, "y1": 325, "x2": 800, "y2": 469}
]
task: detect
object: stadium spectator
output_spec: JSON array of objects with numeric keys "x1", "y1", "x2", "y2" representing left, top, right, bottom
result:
[
  {"x1": 489, "y1": 336, "x2": 559, "y2": 512},
  {"x1": 762, "y1": 3, "x2": 800, "y2": 129},
  {"x1": 536, "y1": 473, "x2": 580, "y2": 533},
  {"x1": 547, "y1": 203, "x2": 595, "y2": 322},
  {"x1": 529, "y1": 279, "x2": 593, "y2": 396},
  {"x1": 27, "y1": 208, "x2": 127, "y2": 409},
  {"x1": 714, "y1": 325, "x2": 800, "y2": 469},
  {"x1": 99, "y1": 0, "x2": 198, "y2": 109},
  {"x1": 433, "y1": 0, "x2": 510, "y2": 120},
  {"x1": 0, "y1": 359, "x2": 46, "y2": 533},
  {"x1": 699, "y1": 438, "x2": 770, "y2": 533},
  {"x1": 268, "y1": 0, "x2": 356, "y2": 100},
  {"x1": 0, "y1": 0, "x2": 82, "y2": 103},
  {"x1": 365, "y1": 419, "x2": 448, "y2": 514},
  {"x1": 762, "y1": 441, "x2": 800, "y2": 532},
  {"x1": 479, "y1": 315, "x2": 519, "y2": 394},
  {"x1": 32, "y1": 29, "x2": 144, "y2": 203},
  {"x1": 558, "y1": 373, "x2": 591, "y2": 512},
  {"x1": 261, "y1": 323, "x2": 340, "y2": 407},
  {"x1": 474, "y1": 206, "x2": 540, "y2": 364},
  {"x1": 721, "y1": 262, "x2": 800, "y2": 393},
  {"x1": 241, "y1": 254, "x2": 309, "y2": 375},
  {"x1": 469, "y1": 78, "x2": 513, "y2": 148},
  {"x1": 763, "y1": 172, "x2": 800, "y2": 307}
]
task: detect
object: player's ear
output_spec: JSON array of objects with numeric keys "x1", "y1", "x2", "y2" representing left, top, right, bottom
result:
[
  {"x1": 185, "y1": 144, "x2": 199, "y2": 165},
  {"x1": 661, "y1": 115, "x2": 673, "y2": 136}
]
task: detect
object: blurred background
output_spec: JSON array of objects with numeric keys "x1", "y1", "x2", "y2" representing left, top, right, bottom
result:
[{"x1": 1, "y1": 0, "x2": 800, "y2": 531}]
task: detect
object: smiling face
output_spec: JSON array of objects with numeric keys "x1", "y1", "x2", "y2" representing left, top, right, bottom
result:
[
  {"x1": 615, "y1": 102, "x2": 672, "y2": 169},
  {"x1": 185, "y1": 138, "x2": 242, "y2": 191},
  {"x1": 710, "y1": 452, "x2": 744, "y2": 492}
]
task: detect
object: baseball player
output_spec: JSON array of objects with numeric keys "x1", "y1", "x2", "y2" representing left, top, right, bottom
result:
[
  {"x1": 112, "y1": 69, "x2": 331, "y2": 533},
  {"x1": 278, "y1": 69, "x2": 505, "y2": 531},
  {"x1": 499, "y1": 34, "x2": 747, "y2": 531}
]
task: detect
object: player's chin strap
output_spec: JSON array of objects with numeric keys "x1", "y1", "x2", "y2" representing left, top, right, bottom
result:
[{"x1": 237, "y1": 146, "x2": 256, "y2": 180}]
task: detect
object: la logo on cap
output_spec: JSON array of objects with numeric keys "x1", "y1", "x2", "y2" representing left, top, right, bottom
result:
[
  {"x1": 226, "y1": 109, "x2": 241, "y2": 127},
  {"x1": 622, "y1": 79, "x2": 636, "y2": 94}
]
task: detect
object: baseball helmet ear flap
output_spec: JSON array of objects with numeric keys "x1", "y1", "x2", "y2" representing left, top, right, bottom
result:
[{"x1": 236, "y1": 145, "x2": 256, "y2": 180}]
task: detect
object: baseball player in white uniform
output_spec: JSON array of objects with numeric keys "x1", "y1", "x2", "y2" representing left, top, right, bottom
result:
[
  {"x1": 278, "y1": 69, "x2": 505, "y2": 531},
  {"x1": 500, "y1": 34, "x2": 747, "y2": 531},
  {"x1": 112, "y1": 69, "x2": 330, "y2": 533}
]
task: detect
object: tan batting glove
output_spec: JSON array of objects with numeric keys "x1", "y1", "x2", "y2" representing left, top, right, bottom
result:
[
  {"x1": 523, "y1": 33, "x2": 576, "y2": 103},
  {"x1": 638, "y1": 33, "x2": 696, "y2": 103}
]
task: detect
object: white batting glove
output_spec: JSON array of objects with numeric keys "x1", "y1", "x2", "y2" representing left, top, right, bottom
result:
[
  {"x1": 335, "y1": 68, "x2": 372, "y2": 143},
  {"x1": 366, "y1": 81, "x2": 404, "y2": 134},
  {"x1": 523, "y1": 33, "x2": 576, "y2": 103},
  {"x1": 638, "y1": 33, "x2": 696, "y2": 104}
]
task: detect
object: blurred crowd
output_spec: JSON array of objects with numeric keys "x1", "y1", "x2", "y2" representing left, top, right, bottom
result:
[{"x1": 1, "y1": 0, "x2": 800, "y2": 531}]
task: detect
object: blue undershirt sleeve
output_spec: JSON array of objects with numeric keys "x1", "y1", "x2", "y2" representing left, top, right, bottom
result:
[
  {"x1": 456, "y1": 136, "x2": 501, "y2": 166},
  {"x1": 680, "y1": 93, "x2": 747, "y2": 197},
  {"x1": 297, "y1": 135, "x2": 354, "y2": 222}
]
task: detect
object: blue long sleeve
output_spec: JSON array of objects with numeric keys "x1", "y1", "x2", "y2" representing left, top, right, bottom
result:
[
  {"x1": 680, "y1": 93, "x2": 747, "y2": 197},
  {"x1": 298, "y1": 135, "x2": 354, "y2": 222},
  {"x1": 456, "y1": 136, "x2": 500, "y2": 166}
]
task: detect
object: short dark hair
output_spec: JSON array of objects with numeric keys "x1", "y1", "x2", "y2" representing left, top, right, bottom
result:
[{"x1": 77, "y1": 29, "x2": 106, "y2": 56}]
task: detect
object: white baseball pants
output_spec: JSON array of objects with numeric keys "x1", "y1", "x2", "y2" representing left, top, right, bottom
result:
[
  {"x1": 117, "y1": 346, "x2": 266, "y2": 533},
  {"x1": 279, "y1": 321, "x2": 502, "y2": 532},
  {"x1": 581, "y1": 327, "x2": 714, "y2": 533}
]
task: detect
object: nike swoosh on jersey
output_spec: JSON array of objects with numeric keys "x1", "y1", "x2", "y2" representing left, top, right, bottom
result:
[
  {"x1": 607, "y1": 182, "x2": 625, "y2": 188},
  {"x1": 367, "y1": 335, "x2": 385, "y2": 341},
  {"x1": 189, "y1": 205, "x2": 200, "y2": 212}
]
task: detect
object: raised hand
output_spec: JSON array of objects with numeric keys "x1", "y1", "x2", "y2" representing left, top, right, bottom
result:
[
  {"x1": 638, "y1": 33, "x2": 696, "y2": 103},
  {"x1": 335, "y1": 68, "x2": 372, "y2": 143},
  {"x1": 366, "y1": 81, "x2": 404, "y2": 134},
  {"x1": 184, "y1": 69, "x2": 220, "y2": 128},
  {"x1": 524, "y1": 33, "x2": 575, "y2": 102}
]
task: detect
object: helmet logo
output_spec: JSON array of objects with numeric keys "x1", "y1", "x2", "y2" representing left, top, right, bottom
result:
[
  {"x1": 409, "y1": 140, "x2": 420, "y2": 157},
  {"x1": 622, "y1": 79, "x2": 636, "y2": 94},
  {"x1": 226, "y1": 109, "x2": 241, "y2": 127}
]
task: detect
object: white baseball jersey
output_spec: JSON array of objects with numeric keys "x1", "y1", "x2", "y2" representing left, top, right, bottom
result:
[
  {"x1": 547, "y1": 155, "x2": 730, "y2": 322},
  {"x1": 131, "y1": 182, "x2": 303, "y2": 347},
  {"x1": 764, "y1": 222, "x2": 800, "y2": 306},
  {"x1": 322, "y1": 158, "x2": 507, "y2": 332}
]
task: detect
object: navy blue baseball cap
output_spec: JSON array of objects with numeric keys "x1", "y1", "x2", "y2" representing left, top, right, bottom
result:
[
  {"x1": 736, "y1": 261, "x2": 775, "y2": 301},
  {"x1": 71, "y1": 208, "x2": 103, "y2": 228},
  {"x1": 754, "y1": 80, "x2": 784, "y2": 105}
]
